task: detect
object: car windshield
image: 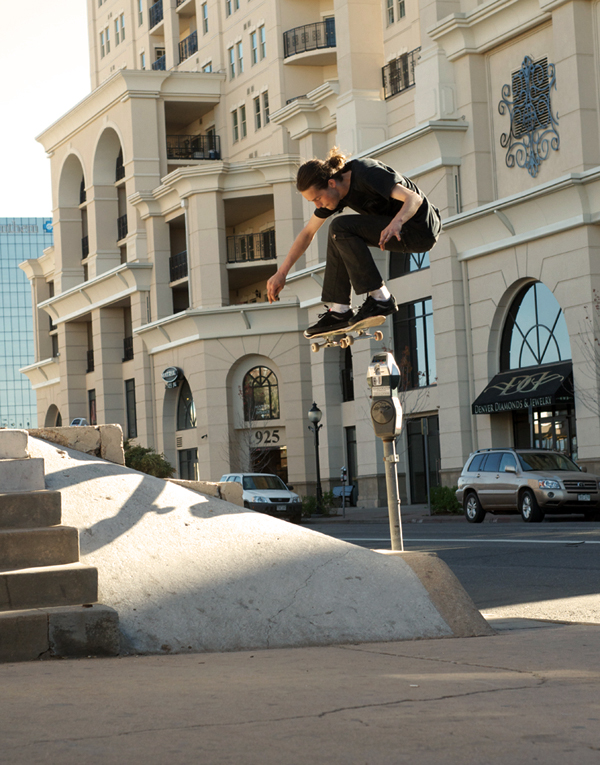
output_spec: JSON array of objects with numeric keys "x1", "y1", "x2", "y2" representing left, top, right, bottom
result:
[
  {"x1": 518, "y1": 452, "x2": 580, "y2": 472},
  {"x1": 243, "y1": 475, "x2": 287, "y2": 491}
]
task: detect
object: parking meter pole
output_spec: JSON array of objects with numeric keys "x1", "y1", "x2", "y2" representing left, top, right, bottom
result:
[{"x1": 383, "y1": 438, "x2": 403, "y2": 552}]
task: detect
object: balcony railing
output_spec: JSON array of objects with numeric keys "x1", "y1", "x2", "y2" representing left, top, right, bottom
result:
[
  {"x1": 179, "y1": 30, "x2": 198, "y2": 62},
  {"x1": 227, "y1": 230, "x2": 276, "y2": 263},
  {"x1": 149, "y1": 0, "x2": 163, "y2": 28},
  {"x1": 79, "y1": 179, "x2": 86, "y2": 204},
  {"x1": 86, "y1": 349, "x2": 95, "y2": 373},
  {"x1": 169, "y1": 250, "x2": 188, "y2": 282},
  {"x1": 283, "y1": 19, "x2": 336, "y2": 58},
  {"x1": 152, "y1": 54, "x2": 166, "y2": 70},
  {"x1": 123, "y1": 336, "x2": 134, "y2": 362},
  {"x1": 382, "y1": 47, "x2": 420, "y2": 100},
  {"x1": 166, "y1": 134, "x2": 221, "y2": 160},
  {"x1": 81, "y1": 236, "x2": 89, "y2": 259},
  {"x1": 117, "y1": 215, "x2": 128, "y2": 242}
]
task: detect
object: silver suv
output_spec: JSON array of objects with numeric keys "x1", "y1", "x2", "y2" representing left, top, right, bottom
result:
[{"x1": 456, "y1": 449, "x2": 600, "y2": 523}]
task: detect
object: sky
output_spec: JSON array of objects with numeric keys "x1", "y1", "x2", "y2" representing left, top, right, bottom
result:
[{"x1": 0, "y1": 2, "x2": 91, "y2": 218}]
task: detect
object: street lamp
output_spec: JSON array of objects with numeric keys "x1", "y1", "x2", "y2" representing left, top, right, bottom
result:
[{"x1": 307, "y1": 402, "x2": 323, "y2": 513}]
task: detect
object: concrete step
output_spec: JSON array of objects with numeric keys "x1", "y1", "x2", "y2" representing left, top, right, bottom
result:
[
  {"x1": 0, "y1": 527, "x2": 79, "y2": 571},
  {"x1": 0, "y1": 458, "x2": 45, "y2": 492},
  {"x1": 0, "y1": 563, "x2": 98, "y2": 612},
  {"x1": 0, "y1": 491, "x2": 62, "y2": 529},
  {"x1": 0, "y1": 604, "x2": 120, "y2": 662}
]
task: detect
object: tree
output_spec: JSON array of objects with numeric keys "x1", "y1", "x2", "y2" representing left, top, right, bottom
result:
[{"x1": 124, "y1": 440, "x2": 176, "y2": 478}]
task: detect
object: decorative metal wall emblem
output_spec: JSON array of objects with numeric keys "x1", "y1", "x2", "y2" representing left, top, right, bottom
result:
[{"x1": 498, "y1": 55, "x2": 560, "y2": 178}]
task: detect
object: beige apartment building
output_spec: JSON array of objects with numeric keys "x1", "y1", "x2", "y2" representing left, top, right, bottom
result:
[{"x1": 20, "y1": 0, "x2": 600, "y2": 505}]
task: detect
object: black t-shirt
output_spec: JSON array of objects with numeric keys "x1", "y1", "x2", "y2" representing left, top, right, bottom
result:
[{"x1": 314, "y1": 157, "x2": 426, "y2": 222}]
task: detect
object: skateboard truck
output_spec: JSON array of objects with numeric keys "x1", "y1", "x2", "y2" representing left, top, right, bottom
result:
[{"x1": 309, "y1": 316, "x2": 386, "y2": 353}]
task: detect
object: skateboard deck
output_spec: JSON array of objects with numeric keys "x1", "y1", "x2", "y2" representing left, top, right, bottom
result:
[{"x1": 308, "y1": 315, "x2": 386, "y2": 353}]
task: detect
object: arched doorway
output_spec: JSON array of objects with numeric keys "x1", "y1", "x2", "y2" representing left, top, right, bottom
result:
[
  {"x1": 44, "y1": 404, "x2": 62, "y2": 427},
  {"x1": 500, "y1": 282, "x2": 576, "y2": 456}
]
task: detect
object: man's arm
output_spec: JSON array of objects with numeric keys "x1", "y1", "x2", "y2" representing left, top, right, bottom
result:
[
  {"x1": 267, "y1": 214, "x2": 326, "y2": 302},
  {"x1": 378, "y1": 183, "x2": 424, "y2": 249}
]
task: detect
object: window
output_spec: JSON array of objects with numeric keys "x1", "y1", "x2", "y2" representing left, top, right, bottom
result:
[
  {"x1": 240, "y1": 104, "x2": 247, "y2": 138},
  {"x1": 140, "y1": 51, "x2": 146, "y2": 69},
  {"x1": 393, "y1": 298, "x2": 436, "y2": 389},
  {"x1": 138, "y1": 0, "x2": 144, "y2": 25},
  {"x1": 177, "y1": 379, "x2": 197, "y2": 431},
  {"x1": 341, "y1": 346, "x2": 354, "y2": 402},
  {"x1": 228, "y1": 46, "x2": 235, "y2": 78},
  {"x1": 115, "y1": 14, "x2": 125, "y2": 44},
  {"x1": 467, "y1": 453, "x2": 486, "y2": 473},
  {"x1": 251, "y1": 31, "x2": 258, "y2": 65},
  {"x1": 243, "y1": 367, "x2": 280, "y2": 421},
  {"x1": 389, "y1": 251, "x2": 429, "y2": 279},
  {"x1": 387, "y1": 0, "x2": 394, "y2": 24},
  {"x1": 237, "y1": 41, "x2": 244, "y2": 74},
  {"x1": 398, "y1": 0, "x2": 406, "y2": 18},
  {"x1": 226, "y1": 0, "x2": 232, "y2": 15},
  {"x1": 202, "y1": 2, "x2": 208, "y2": 33},
  {"x1": 100, "y1": 29, "x2": 108, "y2": 58},
  {"x1": 179, "y1": 448, "x2": 199, "y2": 480},
  {"x1": 262, "y1": 91, "x2": 270, "y2": 124},
  {"x1": 500, "y1": 282, "x2": 571, "y2": 371},
  {"x1": 499, "y1": 452, "x2": 517, "y2": 472},
  {"x1": 259, "y1": 24, "x2": 266, "y2": 58},
  {"x1": 232, "y1": 110, "x2": 239, "y2": 142},
  {"x1": 125, "y1": 379, "x2": 137, "y2": 438},
  {"x1": 254, "y1": 96, "x2": 261, "y2": 129},
  {"x1": 202, "y1": 61, "x2": 212, "y2": 72},
  {"x1": 88, "y1": 389, "x2": 97, "y2": 426},
  {"x1": 105, "y1": 26, "x2": 110, "y2": 54}
]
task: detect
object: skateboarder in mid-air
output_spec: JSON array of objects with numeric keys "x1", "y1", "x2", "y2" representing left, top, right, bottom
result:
[{"x1": 266, "y1": 148, "x2": 442, "y2": 338}]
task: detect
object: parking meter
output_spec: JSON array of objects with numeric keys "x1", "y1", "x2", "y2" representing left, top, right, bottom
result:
[
  {"x1": 366, "y1": 352, "x2": 403, "y2": 439},
  {"x1": 366, "y1": 351, "x2": 404, "y2": 551}
]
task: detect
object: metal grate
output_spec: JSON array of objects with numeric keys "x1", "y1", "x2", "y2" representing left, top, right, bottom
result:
[
  {"x1": 122, "y1": 336, "x2": 134, "y2": 362},
  {"x1": 149, "y1": 0, "x2": 163, "y2": 28},
  {"x1": 382, "y1": 47, "x2": 420, "y2": 99},
  {"x1": 81, "y1": 236, "x2": 89, "y2": 259},
  {"x1": 563, "y1": 480, "x2": 597, "y2": 493},
  {"x1": 169, "y1": 250, "x2": 188, "y2": 282},
  {"x1": 179, "y1": 30, "x2": 198, "y2": 62},
  {"x1": 117, "y1": 215, "x2": 128, "y2": 242},
  {"x1": 227, "y1": 230, "x2": 276, "y2": 263},
  {"x1": 283, "y1": 19, "x2": 336, "y2": 58},
  {"x1": 166, "y1": 134, "x2": 221, "y2": 160},
  {"x1": 511, "y1": 57, "x2": 550, "y2": 138}
]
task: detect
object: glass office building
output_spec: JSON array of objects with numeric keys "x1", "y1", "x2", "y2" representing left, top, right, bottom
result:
[{"x1": 0, "y1": 218, "x2": 53, "y2": 428}]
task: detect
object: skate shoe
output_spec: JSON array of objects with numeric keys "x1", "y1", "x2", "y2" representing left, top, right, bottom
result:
[
  {"x1": 350, "y1": 295, "x2": 398, "y2": 328},
  {"x1": 304, "y1": 306, "x2": 355, "y2": 338}
]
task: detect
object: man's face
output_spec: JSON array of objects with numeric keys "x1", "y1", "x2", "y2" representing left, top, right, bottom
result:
[{"x1": 301, "y1": 179, "x2": 341, "y2": 210}]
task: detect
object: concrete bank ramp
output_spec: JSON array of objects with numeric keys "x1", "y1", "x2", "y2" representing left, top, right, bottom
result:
[{"x1": 29, "y1": 437, "x2": 491, "y2": 655}]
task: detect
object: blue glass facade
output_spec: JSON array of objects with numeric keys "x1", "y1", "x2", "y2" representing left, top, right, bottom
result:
[{"x1": 0, "y1": 218, "x2": 53, "y2": 428}]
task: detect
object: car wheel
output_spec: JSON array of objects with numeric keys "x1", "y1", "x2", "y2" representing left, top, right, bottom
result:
[
  {"x1": 464, "y1": 492, "x2": 485, "y2": 523},
  {"x1": 520, "y1": 489, "x2": 544, "y2": 522}
]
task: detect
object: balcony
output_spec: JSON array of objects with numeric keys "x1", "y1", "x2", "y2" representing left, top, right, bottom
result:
[
  {"x1": 117, "y1": 215, "x2": 128, "y2": 242},
  {"x1": 166, "y1": 134, "x2": 221, "y2": 161},
  {"x1": 123, "y1": 336, "x2": 134, "y2": 361},
  {"x1": 382, "y1": 47, "x2": 420, "y2": 100},
  {"x1": 283, "y1": 19, "x2": 336, "y2": 65},
  {"x1": 149, "y1": 0, "x2": 163, "y2": 28},
  {"x1": 152, "y1": 54, "x2": 166, "y2": 71},
  {"x1": 116, "y1": 154, "x2": 125, "y2": 181},
  {"x1": 79, "y1": 179, "x2": 86, "y2": 205},
  {"x1": 81, "y1": 236, "x2": 89, "y2": 259},
  {"x1": 179, "y1": 30, "x2": 198, "y2": 62},
  {"x1": 86, "y1": 349, "x2": 94, "y2": 373},
  {"x1": 169, "y1": 250, "x2": 188, "y2": 282},
  {"x1": 227, "y1": 230, "x2": 276, "y2": 263}
]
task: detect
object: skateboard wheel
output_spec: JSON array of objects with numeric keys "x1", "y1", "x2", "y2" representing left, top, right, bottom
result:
[
  {"x1": 339, "y1": 337, "x2": 349, "y2": 349},
  {"x1": 374, "y1": 331, "x2": 383, "y2": 341},
  {"x1": 311, "y1": 343, "x2": 320, "y2": 353},
  {"x1": 346, "y1": 335, "x2": 354, "y2": 346}
]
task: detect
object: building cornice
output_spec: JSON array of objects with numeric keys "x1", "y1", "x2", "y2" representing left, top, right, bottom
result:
[
  {"x1": 427, "y1": 0, "x2": 551, "y2": 61},
  {"x1": 133, "y1": 300, "x2": 304, "y2": 355},
  {"x1": 19, "y1": 358, "x2": 61, "y2": 390},
  {"x1": 37, "y1": 262, "x2": 153, "y2": 323},
  {"x1": 443, "y1": 168, "x2": 600, "y2": 261}
]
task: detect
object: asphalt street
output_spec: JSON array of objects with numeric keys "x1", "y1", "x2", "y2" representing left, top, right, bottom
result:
[{"x1": 314, "y1": 519, "x2": 600, "y2": 625}]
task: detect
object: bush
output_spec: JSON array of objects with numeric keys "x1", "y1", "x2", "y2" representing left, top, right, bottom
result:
[
  {"x1": 124, "y1": 440, "x2": 176, "y2": 479},
  {"x1": 430, "y1": 485, "x2": 461, "y2": 515},
  {"x1": 302, "y1": 490, "x2": 336, "y2": 517}
]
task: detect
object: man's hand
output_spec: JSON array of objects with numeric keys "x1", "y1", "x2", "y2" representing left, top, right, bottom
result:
[
  {"x1": 267, "y1": 270, "x2": 286, "y2": 303},
  {"x1": 379, "y1": 219, "x2": 403, "y2": 250}
]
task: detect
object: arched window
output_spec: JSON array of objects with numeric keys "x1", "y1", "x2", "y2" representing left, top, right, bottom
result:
[
  {"x1": 177, "y1": 379, "x2": 196, "y2": 430},
  {"x1": 500, "y1": 282, "x2": 571, "y2": 370},
  {"x1": 243, "y1": 366, "x2": 280, "y2": 421}
]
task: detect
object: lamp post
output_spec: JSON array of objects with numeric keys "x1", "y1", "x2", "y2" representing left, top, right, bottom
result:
[{"x1": 307, "y1": 402, "x2": 323, "y2": 514}]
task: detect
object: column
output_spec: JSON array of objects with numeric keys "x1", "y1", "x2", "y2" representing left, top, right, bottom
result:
[
  {"x1": 92, "y1": 307, "x2": 126, "y2": 430},
  {"x1": 187, "y1": 191, "x2": 228, "y2": 308},
  {"x1": 56, "y1": 321, "x2": 88, "y2": 423}
]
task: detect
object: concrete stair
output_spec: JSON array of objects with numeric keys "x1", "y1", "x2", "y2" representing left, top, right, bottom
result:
[{"x1": 0, "y1": 430, "x2": 119, "y2": 661}]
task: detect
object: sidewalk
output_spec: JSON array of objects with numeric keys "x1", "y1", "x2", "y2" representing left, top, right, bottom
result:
[
  {"x1": 1, "y1": 620, "x2": 598, "y2": 764},
  {"x1": 304, "y1": 503, "x2": 522, "y2": 524}
]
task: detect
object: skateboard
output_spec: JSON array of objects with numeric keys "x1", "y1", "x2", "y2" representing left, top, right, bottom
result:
[{"x1": 308, "y1": 315, "x2": 386, "y2": 353}]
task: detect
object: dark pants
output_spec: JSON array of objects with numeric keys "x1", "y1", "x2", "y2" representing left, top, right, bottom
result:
[{"x1": 321, "y1": 201, "x2": 442, "y2": 304}]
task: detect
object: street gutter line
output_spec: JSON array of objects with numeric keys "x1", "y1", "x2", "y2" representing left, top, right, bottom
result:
[{"x1": 338, "y1": 538, "x2": 600, "y2": 545}]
